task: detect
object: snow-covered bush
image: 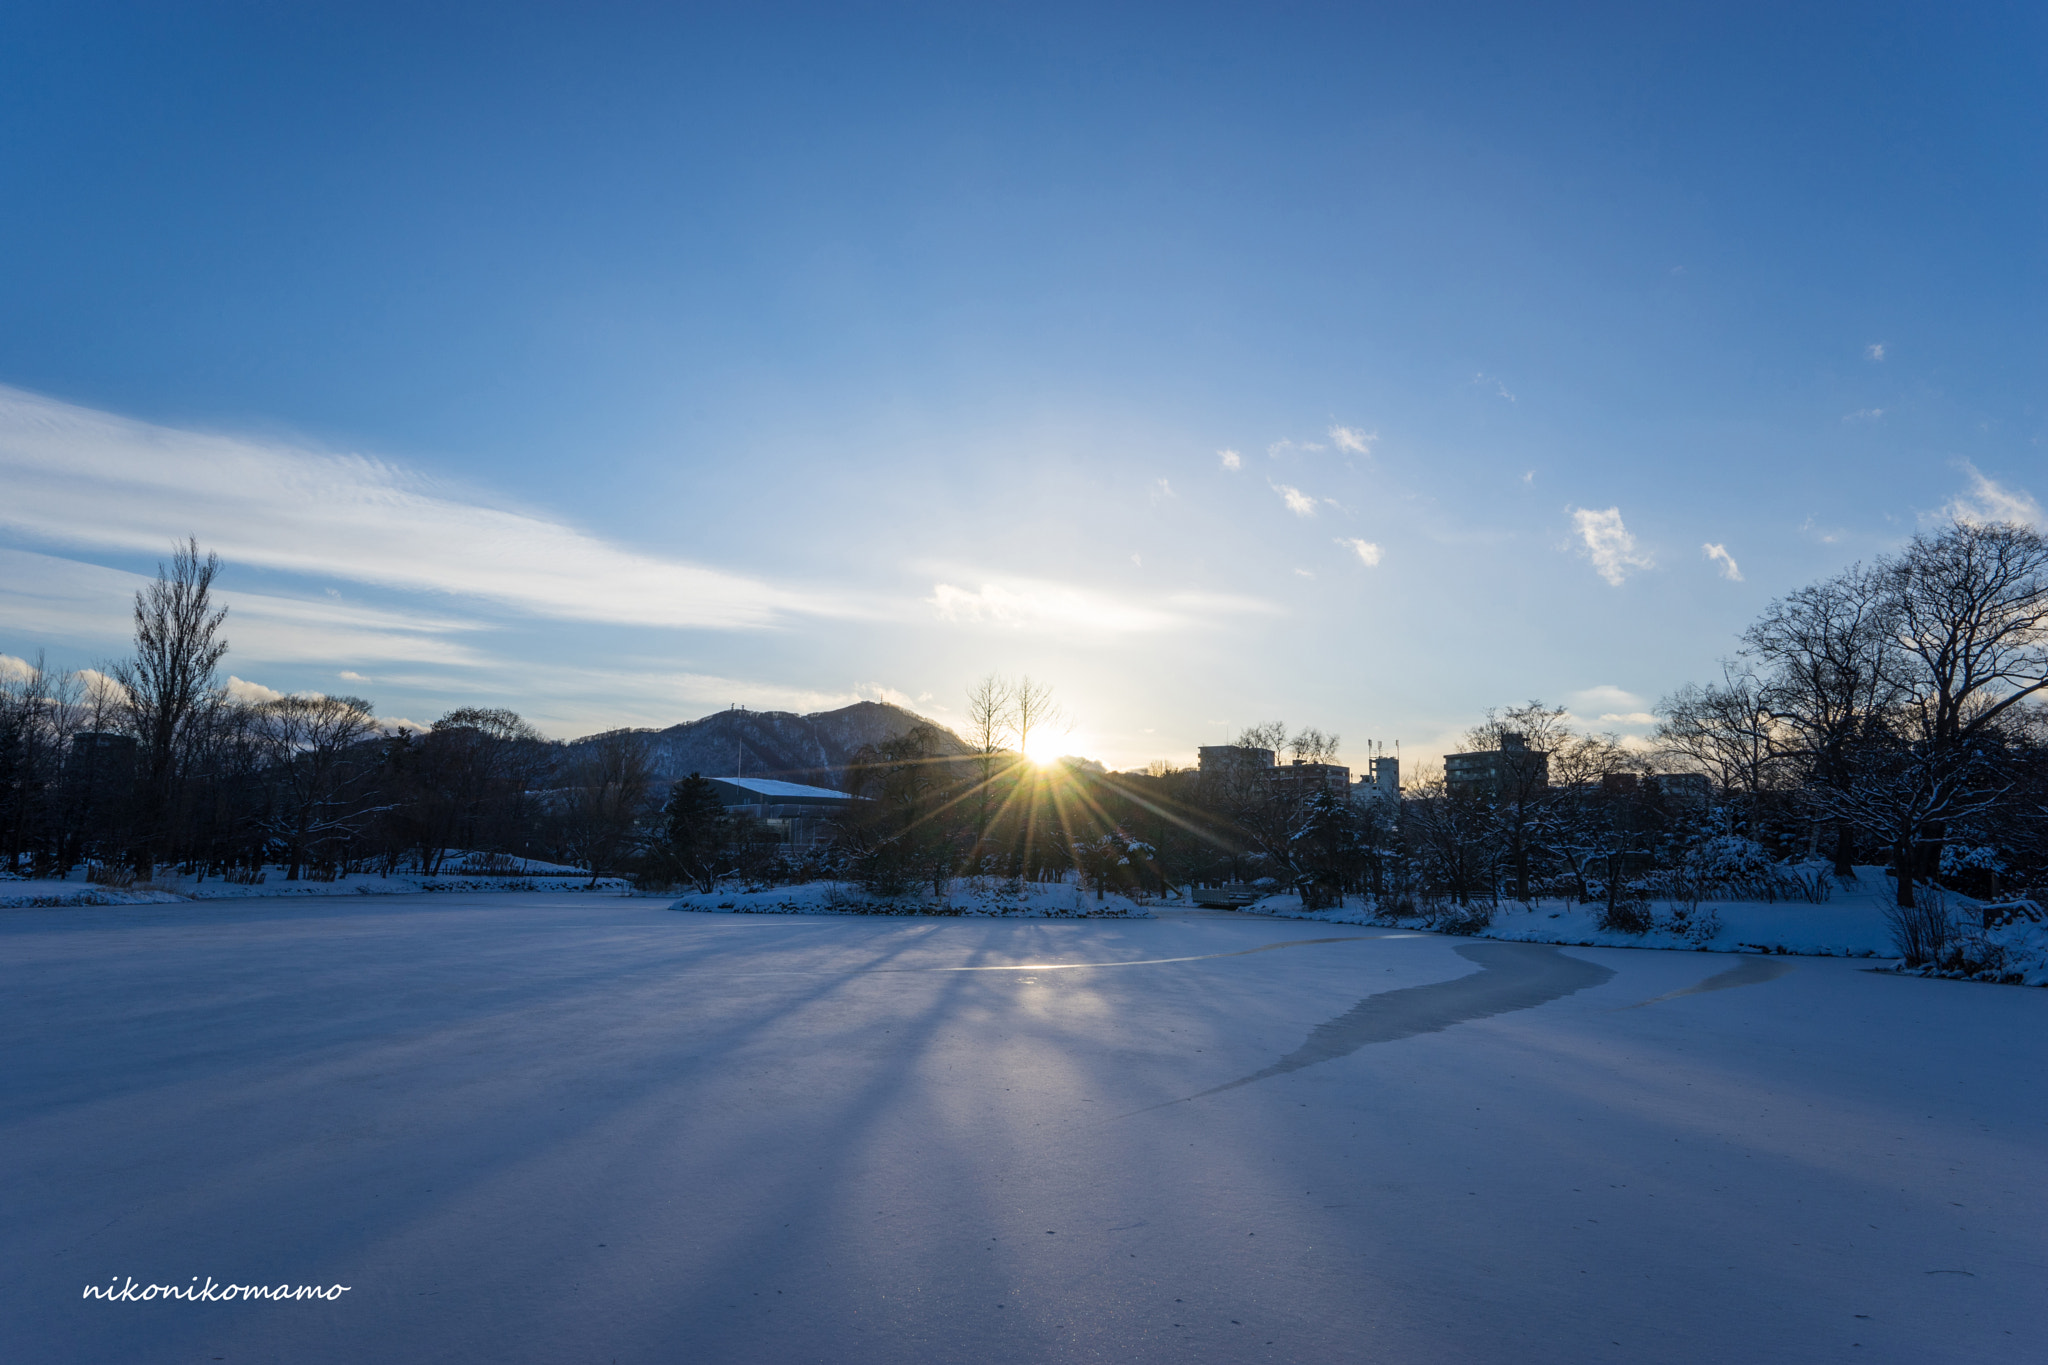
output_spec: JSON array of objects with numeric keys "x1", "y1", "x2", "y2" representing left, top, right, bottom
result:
[
  {"x1": 1691, "y1": 835, "x2": 1775, "y2": 885},
  {"x1": 1597, "y1": 892, "x2": 1654, "y2": 935},
  {"x1": 1940, "y1": 844, "x2": 2006, "y2": 878},
  {"x1": 1659, "y1": 902, "x2": 1722, "y2": 946}
]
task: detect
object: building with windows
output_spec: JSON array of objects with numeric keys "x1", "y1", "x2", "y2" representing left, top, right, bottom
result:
[
  {"x1": 1197, "y1": 745, "x2": 1351, "y2": 800},
  {"x1": 1443, "y1": 732, "x2": 1548, "y2": 799},
  {"x1": 1356, "y1": 754, "x2": 1401, "y2": 806}
]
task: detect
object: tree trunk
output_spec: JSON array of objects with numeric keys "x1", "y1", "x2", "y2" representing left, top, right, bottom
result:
[{"x1": 1832, "y1": 820, "x2": 1854, "y2": 879}]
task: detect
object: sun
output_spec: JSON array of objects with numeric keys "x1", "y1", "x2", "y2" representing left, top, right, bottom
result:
[{"x1": 1022, "y1": 732, "x2": 1065, "y2": 767}]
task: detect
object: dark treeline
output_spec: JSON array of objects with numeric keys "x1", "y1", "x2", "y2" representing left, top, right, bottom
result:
[{"x1": 0, "y1": 542, "x2": 637, "y2": 886}]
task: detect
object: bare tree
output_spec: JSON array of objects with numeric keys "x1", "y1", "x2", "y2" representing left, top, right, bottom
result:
[
  {"x1": 1462, "y1": 702, "x2": 1572, "y2": 755},
  {"x1": 1884, "y1": 520, "x2": 2048, "y2": 746},
  {"x1": 1288, "y1": 726, "x2": 1341, "y2": 765},
  {"x1": 113, "y1": 540, "x2": 228, "y2": 878},
  {"x1": 1236, "y1": 721, "x2": 1288, "y2": 753},
  {"x1": 1743, "y1": 562, "x2": 1902, "y2": 874},
  {"x1": 560, "y1": 729, "x2": 655, "y2": 887},
  {"x1": 1655, "y1": 663, "x2": 1783, "y2": 804},
  {"x1": 257, "y1": 694, "x2": 381, "y2": 879},
  {"x1": 964, "y1": 674, "x2": 1016, "y2": 846},
  {"x1": 1013, "y1": 676, "x2": 1061, "y2": 759}
]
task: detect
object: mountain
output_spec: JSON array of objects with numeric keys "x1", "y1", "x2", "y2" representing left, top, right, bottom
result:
[{"x1": 569, "y1": 701, "x2": 969, "y2": 790}]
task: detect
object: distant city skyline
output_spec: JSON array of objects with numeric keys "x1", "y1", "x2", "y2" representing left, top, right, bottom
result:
[{"x1": 2, "y1": 4, "x2": 2042, "y2": 769}]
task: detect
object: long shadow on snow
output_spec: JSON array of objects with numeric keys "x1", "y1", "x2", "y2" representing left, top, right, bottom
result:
[
  {"x1": 1614, "y1": 954, "x2": 1794, "y2": 1010},
  {"x1": 1136, "y1": 941, "x2": 1614, "y2": 1112}
]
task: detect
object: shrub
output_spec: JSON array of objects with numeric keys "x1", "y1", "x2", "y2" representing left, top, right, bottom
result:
[
  {"x1": 1885, "y1": 888, "x2": 1955, "y2": 966},
  {"x1": 1598, "y1": 891, "x2": 1655, "y2": 935},
  {"x1": 1431, "y1": 902, "x2": 1493, "y2": 935},
  {"x1": 1779, "y1": 866, "x2": 1835, "y2": 904},
  {"x1": 1678, "y1": 906, "x2": 1723, "y2": 946},
  {"x1": 86, "y1": 862, "x2": 135, "y2": 888}
]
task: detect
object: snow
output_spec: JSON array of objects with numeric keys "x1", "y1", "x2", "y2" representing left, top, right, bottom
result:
[
  {"x1": 0, "y1": 864, "x2": 627, "y2": 908},
  {"x1": 4, "y1": 893, "x2": 2043, "y2": 1363},
  {"x1": 671, "y1": 875, "x2": 1152, "y2": 918},
  {"x1": 1242, "y1": 867, "x2": 2048, "y2": 977}
]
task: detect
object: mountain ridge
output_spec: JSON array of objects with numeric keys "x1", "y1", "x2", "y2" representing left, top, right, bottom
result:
[{"x1": 567, "y1": 701, "x2": 970, "y2": 791}]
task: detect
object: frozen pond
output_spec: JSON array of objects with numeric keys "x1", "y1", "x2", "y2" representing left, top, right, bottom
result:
[{"x1": 4, "y1": 893, "x2": 2042, "y2": 1363}]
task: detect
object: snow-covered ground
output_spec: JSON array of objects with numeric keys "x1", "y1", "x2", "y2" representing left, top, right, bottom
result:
[
  {"x1": 0, "y1": 864, "x2": 627, "y2": 907},
  {"x1": 672, "y1": 875, "x2": 1152, "y2": 918},
  {"x1": 4, "y1": 892, "x2": 2042, "y2": 1363},
  {"x1": 1242, "y1": 867, "x2": 2048, "y2": 985}
]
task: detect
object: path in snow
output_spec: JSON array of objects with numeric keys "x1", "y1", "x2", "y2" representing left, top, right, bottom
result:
[{"x1": 3, "y1": 894, "x2": 2042, "y2": 1364}]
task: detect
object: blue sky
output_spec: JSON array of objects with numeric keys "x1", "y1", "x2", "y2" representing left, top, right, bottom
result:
[{"x1": 2, "y1": 2, "x2": 2043, "y2": 768}]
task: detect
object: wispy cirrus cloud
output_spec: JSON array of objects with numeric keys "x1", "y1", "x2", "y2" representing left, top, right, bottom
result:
[
  {"x1": 1328, "y1": 425, "x2": 1376, "y2": 456},
  {"x1": 1569, "y1": 506, "x2": 1653, "y2": 586},
  {"x1": 1273, "y1": 483, "x2": 1319, "y2": 517},
  {"x1": 0, "y1": 547, "x2": 493, "y2": 666},
  {"x1": 1702, "y1": 542, "x2": 1743, "y2": 581},
  {"x1": 1470, "y1": 373, "x2": 1516, "y2": 402},
  {"x1": 1336, "y1": 537, "x2": 1382, "y2": 566},
  {"x1": 0, "y1": 385, "x2": 863, "y2": 632},
  {"x1": 924, "y1": 575, "x2": 1279, "y2": 634},
  {"x1": 1943, "y1": 459, "x2": 2044, "y2": 530}
]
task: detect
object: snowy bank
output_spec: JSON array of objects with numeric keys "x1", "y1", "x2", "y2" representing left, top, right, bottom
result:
[
  {"x1": 671, "y1": 877, "x2": 1152, "y2": 919},
  {"x1": 1231, "y1": 867, "x2": 2048, "y2": 985},
  {"x1": 0, "y1": 867, "x2": 629, "y2": 908}
]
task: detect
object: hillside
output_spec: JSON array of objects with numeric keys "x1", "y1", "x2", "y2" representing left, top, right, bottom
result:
[{"x1": 570, "y1": 701, "x2": 969, "y2": 790}]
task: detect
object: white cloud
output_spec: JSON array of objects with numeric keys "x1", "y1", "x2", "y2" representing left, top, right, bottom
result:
[
  {"x1": 0, "y1": 653, "x2": 33, "y2": 683},
  {"x1": 1336, "y1": 537, "x2": 1382, "y2": 567},
  {"x1": 1843, "y1": 408, "x2": 1884, "y2": 422},
  {"x1": 225, "y1": 675, "x2": 290, "y2": 705},
  {"x1": 1266, "y1": 439, "x2": 1324, "y2": 458},
  {"x1": 1944, "y1": 460, "x2": 2044, "y2": 530},
  {"x1": 853, "y1": 681, "x2": 924, "y2": 711},
  {"x1": 1798, "y1": 515, "x2": 1843, "y2": 545},
  {"x1": 1565, "y1": 685, "x2": 1657, "y2": 731},
  {"x1": 0, "y1": 385, "x2": 864, "y2": 632},
  {"x1": 1218, "y1": 449, "x2": 1242, "y2": 471},
  {"x1": 1522, "y1": 470, "x2": 1535, "y2": 485},
  {"x1": 1273, "y1": 484, "x2": 1318, "y2": 517},
  {"x1": 1568, "y1": 506, "x2": 1653, "y2": 586},
  {"x1": 927, "y1": 580, "x2": 1180, "y2": 633},
  {"x1": 1162, "y1": 591, "x2": 1285, "y2": 617},
  {"x1": 1153, "y1": 477, "x2": 1174, "y2": 499},
  {"x1": 925, "y1": 579, "x2": 1280, "y2": 633},
  {"x1": 1328, "y1": 426, "x2": 1376, "y2": 456},
  {"x1": 338, "y1": 670, "x2": 371, "y2": 682},
  {"x1": 1867, "y1": 343, "x2": 1885, "y2": 361},
  {"x1": 1293, "y1": 568, "x2": 1315, "y2": 579},
  {"x1": 1702, "y1": 542, "x2": 1744, "y2": 581},
  {"x1": 0, "y1": 548, "x2": 492, "y2": 667},
  {"x1": 75, "y1": 668, "x2": 130, "y2": 707},
  {"x1": 1470, "y1": 374, "x2": 1516, "y2": 402}
]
